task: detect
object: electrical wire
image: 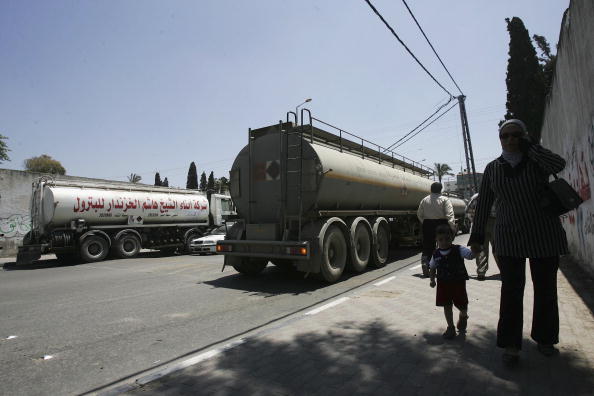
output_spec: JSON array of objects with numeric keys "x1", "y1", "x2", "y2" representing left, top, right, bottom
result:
[
  {"x1": 363, "y1": 0, "x2": 454, "y2": 98},
  {"x1": 401, "y1": 0, "x2": 464, "y2": 96},
  {"x1": 384, "y1": 96, "x2": 454, "y2": 152},
  {"x1": 392, "y1": 101, "x2": 459, "y2": 149}
]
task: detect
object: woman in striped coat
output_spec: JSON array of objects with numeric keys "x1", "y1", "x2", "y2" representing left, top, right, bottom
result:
[{"x1": 469, "y1": 119, "x2": 568, "y2": 365}]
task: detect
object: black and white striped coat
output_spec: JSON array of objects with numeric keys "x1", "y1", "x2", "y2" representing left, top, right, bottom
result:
[{"x1": 468, "y1": 144, "x2": 568, "y2": 258}]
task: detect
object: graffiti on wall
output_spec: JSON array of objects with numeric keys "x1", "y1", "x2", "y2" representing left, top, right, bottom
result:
[
  {"x1": 0, "y1": 214, "x2": 32, "y2": 238},
  {"x1": 561, "y1": 119, "x2": 594, "y2": 261}
]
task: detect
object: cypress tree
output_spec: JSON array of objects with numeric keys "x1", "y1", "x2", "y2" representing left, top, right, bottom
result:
[
  {"x1": 162, "y1": 177, "x2": 169, "y2": 187},
  {"x1": 186, "y1": 162, "x2": 198, "y2": 189},
  {"x1": 199, "y1": 171, "x2": 207, "y2": 191},
  {"x1": 207, "y1": 171, "x2": 215, "y2": 192},
  {"x1": 503, "y1": 17, "x2": 547, "y2": 139},
  {"x1": 154, "y1": 172, "x2": 162, "y2": 186}
]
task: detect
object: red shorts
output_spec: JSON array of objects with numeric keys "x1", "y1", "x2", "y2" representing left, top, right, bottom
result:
[{"x1": 436, "y1": 280, "x2": 468, "y2": 309}]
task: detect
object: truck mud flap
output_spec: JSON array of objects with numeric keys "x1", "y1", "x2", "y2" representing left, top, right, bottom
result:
[{"x1": 16, "y1": 245, "x2": 42, "y2": 265}]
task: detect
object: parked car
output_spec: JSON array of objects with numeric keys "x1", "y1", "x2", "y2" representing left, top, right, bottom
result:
[{"x1": 189, "y1": 224, "x2": 230, "y2": 255}]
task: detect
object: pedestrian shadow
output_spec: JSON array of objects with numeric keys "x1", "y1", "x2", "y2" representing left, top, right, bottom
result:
[{"x1": 123, "y1": 319, "x2": 594, "y2": 396}]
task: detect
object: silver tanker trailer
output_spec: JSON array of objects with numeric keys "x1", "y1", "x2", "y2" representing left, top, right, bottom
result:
[
  {"x1": 217, "y1": 112, "x2": 467, "y2": 282},
  {"x1": 16, "y1": 178, "x2": 235, "y2": 264}
]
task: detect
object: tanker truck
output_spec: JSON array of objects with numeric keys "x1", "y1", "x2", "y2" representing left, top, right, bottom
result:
[
  {"x1": 216, "y1": 112, "x2": 467, "y2": 283},
  {"x1": 16, "y1": 177, "x2": 235, "y2": 265}
]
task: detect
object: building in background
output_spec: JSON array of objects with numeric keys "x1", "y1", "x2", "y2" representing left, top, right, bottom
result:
[{"x1": 456, "y1": 172, "x2": 483, "y2": 199}]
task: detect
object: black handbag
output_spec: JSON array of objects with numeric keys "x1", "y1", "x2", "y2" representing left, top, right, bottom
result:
[{"x1": 540, "y1": 174, "x2": 583, "y2": 216}]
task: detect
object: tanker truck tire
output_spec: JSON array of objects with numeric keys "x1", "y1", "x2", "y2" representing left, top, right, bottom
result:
[
  {"x1": 371, "y1": 224, "x2": 390, "y2": 268},
  {"x1": 80, "y1": 236, "x2": 109, "y2": 263},
  {"x1": 320, "y1": 225, "x2": 347, "y2": 283},
  {"x1": 232, "y1": 258, "x2": 268, "y2": 276},
  {"x1": 349, "y1": 223, "x2": 371, "y2": 273},
  {"x1": 114, "y1": 235, "x2": 141, "y2": 259}
]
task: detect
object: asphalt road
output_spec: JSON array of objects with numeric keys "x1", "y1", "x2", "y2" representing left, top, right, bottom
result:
[{"x1": 0, "y1": 248, "x2": 423, "y2": 395}]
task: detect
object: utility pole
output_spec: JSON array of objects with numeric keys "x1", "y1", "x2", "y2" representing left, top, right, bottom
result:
[{"x1": 457, "y1": 95, "x2": 478, "y2": 195}]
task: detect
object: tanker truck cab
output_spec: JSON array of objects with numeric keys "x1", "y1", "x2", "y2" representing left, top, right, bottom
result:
[
  {"x1": 209, "y1": 194, "x2": 235, "y2": 227},
  {"x1": 216, "y1": 114, "x2": 461, "y2": 283}
]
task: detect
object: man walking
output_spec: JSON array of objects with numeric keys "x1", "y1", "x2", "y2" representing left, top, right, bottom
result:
[{"x1": 417, "y1": 182, "x2": 456, "y2": 277}]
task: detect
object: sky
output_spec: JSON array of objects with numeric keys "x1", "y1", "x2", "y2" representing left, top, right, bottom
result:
[{"x1": 0, "y1": 0, "x2": 569, "y2": 188}]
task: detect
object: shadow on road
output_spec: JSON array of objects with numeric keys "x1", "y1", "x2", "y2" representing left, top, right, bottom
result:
[
  {"x1": 124, "y1": 319, "x2": 594, "y2": 395},
  {"x1": 202, "y1": 247, "x2": 422, "y2": 296}
]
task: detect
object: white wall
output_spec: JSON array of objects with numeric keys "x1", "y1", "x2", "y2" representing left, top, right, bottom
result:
[{"x1": 540, "y1": 0, "x2": 594, "y2": 275}]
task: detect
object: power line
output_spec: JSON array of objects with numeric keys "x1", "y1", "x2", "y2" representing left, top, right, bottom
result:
[
  {"x1": 363, "y1": 0, "x2": 453, "y2": 98},
  {"x1": 401, "y1": 0, "x2": 464, "y2": 95},
  {"x1": 384, "y1": 96, "x2": 454, "y2": 151},
  {"x1": 393, "y1": 101, "x2": 459, "y2": 149}
]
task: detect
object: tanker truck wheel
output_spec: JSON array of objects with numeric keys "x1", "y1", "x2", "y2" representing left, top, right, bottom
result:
[
  {"x1": 114, "y1": 234, "x2": 141, "y2": 259},
  {"x1": 80, "y1": 236, "x2": 109, "y2": 263},
  {"x1": 232, "y1": 258, "x2": 268, "y2": 276},
  {"x1": 371, "y1": 223, "x2": 390, "y2": 268},
  {"x1": 348, "y1": 223, "x2": 371, "y2": 273},
  {"x1": 320, "y1": 225, "x2": 347, "y2": 283}
]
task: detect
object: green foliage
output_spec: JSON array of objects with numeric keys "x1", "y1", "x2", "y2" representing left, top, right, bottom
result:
[
  {"x1": 127, "y1": 173, "x2": 142, "y2": 183},
  {"x1": 24, "y1": 154, "x2": 66, "y2": 175},
  {"x1": 433, "y1": 163, "x2": 454, "y2": 183},
  {"x1": 186, "y1": 162, "x2": 198, "y2": 189},
  {"x1": 199, "y1": 171, "x2": 207, "y2": 191},
  {"x1": 207, "y1": 171, "x2": 215, "y2": 192},
  {"x1": 0, "y1": 134, "x2": 10, "y2": 163},
  {"x1": 219, "y1": 176, "x2": 229, "y2": 193},
  {"x1": 533, "y1": 34, "x2": 557, "y2": 97},
  {"x1": 503, "y1": 17, "x2": 548, "y2": 138},
  {"x1": 154, "y1": 172, "x2": 162, "y2": 186}
]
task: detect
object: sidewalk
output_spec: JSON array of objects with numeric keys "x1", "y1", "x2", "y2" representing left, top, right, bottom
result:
[{"x1": 117, "y1": 245, "x2": 594, "y2": 395}]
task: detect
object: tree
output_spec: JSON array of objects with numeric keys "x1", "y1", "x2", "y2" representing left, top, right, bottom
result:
[
  {"x1": 128, "y1": 173, "x2": 142, "y2": 183},
  {"x1": 186, "y1": 162, "x2": 198, "y2": 189},
  {"x1": 433, "y1": 163, "x2": 454, "y2": 183},
  {"x1": 24, "y1": 154, "x2": 66, "y2": 175},
  {"x1": 162, "y1": 177, "x2": 169, "y2": 187},
  {"x1": 219, "y1": 176, "x2": 229, "y2": 193},
  {"x1": 533, "y1": 34, "x2": 557, "y2": 97},
  {"x1": 154, "y1": 172, "x2": 162, "y2": 186},
  {"x1": 502, "y1": 17, "x2": 547, "y2": 139},
  {"x1": 207, "y1": 171, "x2": 215, "y2": 192},
  {"x1": 199, "y1": 171, "x2": 207, "y2": 191},
  {"x1": 0, "y1": 134, "x2": 10, "y2": 163}
]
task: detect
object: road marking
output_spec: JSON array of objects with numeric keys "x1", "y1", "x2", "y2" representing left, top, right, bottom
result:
[
  {"x1": 304, "y1": 297, "x2": 349, "y2": 316},
  {"x1": 135, "y1": 339, "x2": 245, "y2": 386},
  {"x1": 373, "y1": 276, "x2": 396, "y2": 286},
  {"x1": 409, "y1": 264, "x2": 422, "y2": 270}
]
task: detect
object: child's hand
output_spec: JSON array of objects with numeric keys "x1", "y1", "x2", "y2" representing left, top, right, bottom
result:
[{"x1": 430, "y1": 279, "x2": 436, "y2": 288}]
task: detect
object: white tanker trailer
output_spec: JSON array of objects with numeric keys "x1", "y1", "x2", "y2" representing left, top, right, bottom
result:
[
  {"x1": 17, "y1": 178, "x2": 235, "y2": 264},
  {"x1": 217, "y1": 113, "x2": 467, "y2": 282}
]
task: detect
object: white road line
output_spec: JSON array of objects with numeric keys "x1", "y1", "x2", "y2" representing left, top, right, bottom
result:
[
  {"x1": 304, "y1": 297, "x2": 350, "y2": 316},
  {"x1": 409, "y1": 264, "x2": 422, "y2": 270},
  {"x1": 136, "y1": 339, "x2": 245, "y2": 385},
  {"x1": 373, "y1": 276, "x2": 396, "y2": 286}
]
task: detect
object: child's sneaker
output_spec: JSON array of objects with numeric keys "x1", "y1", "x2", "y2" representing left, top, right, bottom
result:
[
  {"x1": 457, "y1": 315, "x2": 469, "y2": 332},
  {"x1": 442, "y1": 326, "x2": 456, "y2": 339}
]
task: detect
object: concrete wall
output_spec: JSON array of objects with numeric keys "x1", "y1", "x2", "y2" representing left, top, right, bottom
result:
[
  {"x1": 0, "y1": 169, "x2": 148, "y2": 257},
  {"x1": 540, "y1": 0, "x2": 594, "y2": 276}
]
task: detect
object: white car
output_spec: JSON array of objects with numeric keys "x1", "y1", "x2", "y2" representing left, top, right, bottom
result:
[{"x1": 189, "y1": 225, "x2": 228, "y2": 255}]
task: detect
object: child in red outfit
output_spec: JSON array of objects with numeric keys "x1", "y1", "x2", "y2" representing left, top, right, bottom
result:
[{"x1": 429, "y1": 224, "x2": 476, "y2": 339}]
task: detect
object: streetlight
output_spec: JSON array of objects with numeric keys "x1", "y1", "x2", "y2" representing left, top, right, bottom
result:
[{"x1": 296, "y1": 98, "x2": 312, "y2": 124}]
